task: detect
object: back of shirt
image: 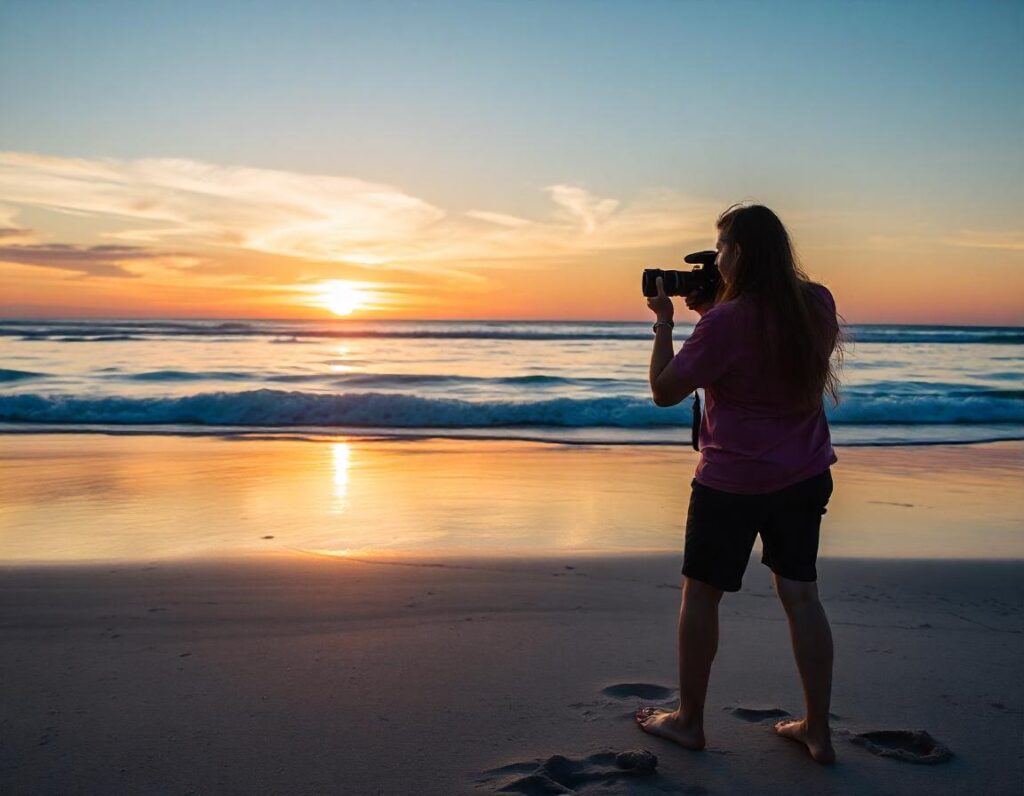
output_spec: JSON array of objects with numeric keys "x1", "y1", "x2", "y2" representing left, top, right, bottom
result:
[{"x1": 670, "y1": 283, "x2": 838, "y2": 494}]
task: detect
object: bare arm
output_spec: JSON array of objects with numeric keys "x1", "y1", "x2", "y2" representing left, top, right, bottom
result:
[
  {"x1": 649, "y1": 325, "x2": 695, "y2": 406},
  {"x1": 646, "y1": 278, "x2": 705, "y2": 407}
]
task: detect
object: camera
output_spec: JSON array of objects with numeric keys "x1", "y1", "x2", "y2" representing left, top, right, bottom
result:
[{"x1": 642, "y1": 250, "x2": 720, "y2": 300}]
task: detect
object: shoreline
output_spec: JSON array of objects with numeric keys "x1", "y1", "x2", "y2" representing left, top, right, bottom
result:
[
  {"x1": 2, "y1": 422, "x2": 1023, "y2": 448},
  {"x1": 5, "y1": 549, "x2": 1024, "y2": 574}
]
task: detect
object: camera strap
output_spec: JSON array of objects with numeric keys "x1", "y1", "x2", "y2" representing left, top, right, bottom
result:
[{"x1": 691, "y1": 391, "x2": 701, "y2": 452}]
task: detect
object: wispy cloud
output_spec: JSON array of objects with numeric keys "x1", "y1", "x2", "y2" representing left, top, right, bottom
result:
[
  {"x1": 0, "y1": 204, "x2": 37, "y2": 244},
  {"x1": 0, "y1": 243, "x2": 196, "y2": 278},
  {"x1": 0, "y1": 204, "x2": 21, "y2": 227},
  {"x1": 0, "y1": 227, "x2": 36, "y2": 244},
  {"x1": 863, "y1": 230, "x2": 1024, "y2": 253},
  {"x1": 546, "y1": 185, "x2": 619, "y2": 232},
  {"x1": 0, "y1": 152, "x2": 719, "y2": 271},
  {"x1": 464, "y1": 210, "x2": 531, "y2": 228},
  {"x1": 937, "y1": 230, "x2": 1024, "y2": 252}
]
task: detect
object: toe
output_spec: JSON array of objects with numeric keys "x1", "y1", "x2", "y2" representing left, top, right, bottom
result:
[{"x1": 635, "y1": 706, "x2": 656, "y2": 723}]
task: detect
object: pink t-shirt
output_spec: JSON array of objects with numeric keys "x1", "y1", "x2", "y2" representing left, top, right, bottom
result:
[{"x1": 670, "y1": 284, "x2": 838, "y2": 495}]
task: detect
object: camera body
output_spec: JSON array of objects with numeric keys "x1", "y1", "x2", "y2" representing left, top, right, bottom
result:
[{"x1": 642, "y1": 250, "x2": 720, "y2": 301}]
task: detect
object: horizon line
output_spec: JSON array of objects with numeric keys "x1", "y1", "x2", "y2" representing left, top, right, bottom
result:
[{"x1": 0, "y1": 316, "x2": 1021, "y2": 330}]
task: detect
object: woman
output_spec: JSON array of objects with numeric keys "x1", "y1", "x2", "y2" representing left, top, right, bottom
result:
[{"x1": 635, "y1": 203, "x2": 842, "y2": 765}]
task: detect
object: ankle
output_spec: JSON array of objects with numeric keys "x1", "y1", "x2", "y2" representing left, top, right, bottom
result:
[
  {"x1": 803, "y1": 718, "x2": 831, "y2": 737},
  {"x1": 675, "y1": 707, "x2": 704, "y2": 729}
]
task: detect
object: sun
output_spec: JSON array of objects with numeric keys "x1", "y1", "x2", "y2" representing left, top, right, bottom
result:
[{"x1": 318, "y1": 280, "x2": 365, "y2": 316}]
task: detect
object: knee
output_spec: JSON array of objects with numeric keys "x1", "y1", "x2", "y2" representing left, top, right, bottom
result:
[
  {"x1": 774, "y1": 575, "x2": 820, "y2": 612},
  {"x1": 682, "y1": 576, "x2": 724, "y2": 607}
]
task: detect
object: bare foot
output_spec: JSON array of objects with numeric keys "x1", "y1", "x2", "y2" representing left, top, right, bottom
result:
[
  {"x1": 634, "y1": 707, "x2": 706, "y2": 750},
  {"x1": 774, "y1": 718, "x2": 836, "y2": 765}
]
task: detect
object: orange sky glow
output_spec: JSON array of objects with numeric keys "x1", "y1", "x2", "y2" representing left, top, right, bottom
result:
[{"x1": 0, "y1": 152, "x2": 1021, "y2": 325}]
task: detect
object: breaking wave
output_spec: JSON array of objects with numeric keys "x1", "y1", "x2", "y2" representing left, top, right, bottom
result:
[{"x1": 1, "y1": 389, "x2": 1021, "y2": 428}]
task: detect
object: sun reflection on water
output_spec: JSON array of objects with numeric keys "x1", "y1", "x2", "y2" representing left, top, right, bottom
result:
[{"x1": 329, "y1": 344, "x2": 356, "y2": 373}]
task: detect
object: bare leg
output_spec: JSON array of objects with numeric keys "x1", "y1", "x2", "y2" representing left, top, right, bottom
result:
[
  {"x1": 635, "y1": 576, "x2": 723, "y2": 750},
  {"x1": 772, "y1": 574, "x2": 836, "y2": 764}
]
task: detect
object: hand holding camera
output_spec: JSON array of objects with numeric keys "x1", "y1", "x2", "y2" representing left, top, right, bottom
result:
[
  {"x1": 642, "y1": 250, "x2": 720, "y2": 317},
  {"x1": 646, "y1": 276, "x2": 674, "y2": 322},
  {"x1": 684, "y1": 289, "x2": 714, "y2": 317}
]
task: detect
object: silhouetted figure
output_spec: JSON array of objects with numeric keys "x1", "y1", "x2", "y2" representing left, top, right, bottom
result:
[{"x1": 639, "y1": 202, "x2": 843, "y2": 764}]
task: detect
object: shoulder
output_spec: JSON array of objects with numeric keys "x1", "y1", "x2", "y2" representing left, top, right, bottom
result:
[
  {"x1": 684, "y1": 299, "x2": 743, "y2": 351},
  {"x1": 805, "y1": 281, "x2": 836, "y2": 312},
  {"x1": 698, "y1": 297, "x2": 743, "y2": 326}
]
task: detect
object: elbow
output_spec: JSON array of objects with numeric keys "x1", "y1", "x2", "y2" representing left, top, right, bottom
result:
[{"x1": 652, "y1": 382, "x2": 695, "y2": 408}]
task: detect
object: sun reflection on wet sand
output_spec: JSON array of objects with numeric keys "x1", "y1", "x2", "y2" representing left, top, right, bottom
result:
[
  {"x1": 299, "y1": 547, "x2": 352, "y2": 559},
  {"x1": 0, "y1": 434, "x2": 1021, "y2": 564},
  {"x1": 330, "y1": 441, "x2": 352, "y2": 513}
]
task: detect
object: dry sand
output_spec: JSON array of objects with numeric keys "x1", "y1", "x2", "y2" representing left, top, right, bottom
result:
[{"x1": 2, "y1": 551, "x2": 1021, "y2": 795}]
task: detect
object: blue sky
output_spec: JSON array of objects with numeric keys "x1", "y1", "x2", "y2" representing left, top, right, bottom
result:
[{"x1": 0, "y1": 0, "x2": 1021, "y2": 322}]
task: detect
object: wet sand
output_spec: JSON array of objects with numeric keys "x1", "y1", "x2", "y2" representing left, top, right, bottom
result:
[
  {"x1": 1, "y1": 435, "x2": 1022, "y2": 793},
  {"x1": 1, "y1": 434, "x2": 1022, "y2": 562}
]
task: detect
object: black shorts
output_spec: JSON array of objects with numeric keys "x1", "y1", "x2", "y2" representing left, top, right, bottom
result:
[{"x1": 681, "y1": 468, "x2": 833, "y2": 592}]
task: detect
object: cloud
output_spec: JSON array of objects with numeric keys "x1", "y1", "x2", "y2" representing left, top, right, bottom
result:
[
  {"x1": 464, "y1": 210, "x2": 531, "y2": 228},
  {"x1": 864, "y1": 230, "x2": 1024, "y2": 253},
  {"x1": 0, "y1": 204, "x2": 21, "y2": 227},
  {"x1": 0, "y1": 204, "x2": 37, "y2": 244},
  {"x1": 0, "y1": 227, "x2": 37, "y2": 244},
  {"x1": 936, "y1": 230, "x2": 1024, "y2": 252},
  {"x1": 0, "y1": 243, "x2": 195, "y2": 278},
  {"x1": 0, "y1": 151, "x2": 720, "y2": 271},
  {"x1": 546, "y1": 185, "x2": 619, "y2": 232}
]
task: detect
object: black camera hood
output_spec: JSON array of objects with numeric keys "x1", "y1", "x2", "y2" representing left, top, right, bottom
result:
[{"x1": 684, "y1": 250, "x2": 717, "y2": 267}]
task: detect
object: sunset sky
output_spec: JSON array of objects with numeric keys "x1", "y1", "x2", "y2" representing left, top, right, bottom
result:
[{"x1": 0, "y1": 0, "x2": 1021, "y2": 324}]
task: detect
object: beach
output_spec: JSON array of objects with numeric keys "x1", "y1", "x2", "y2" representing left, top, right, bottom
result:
[
  {"x1": 1, "y1": 435, "x2": 1022, "y2": 794},
  {"x1": 3, "y1": 0, "x2": 1022, "y2": 791}
]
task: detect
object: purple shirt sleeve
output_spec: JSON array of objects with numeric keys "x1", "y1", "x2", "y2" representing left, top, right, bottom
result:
[
  {"x1": 670, "y1": 305, "x2": 737, "y2": 387},
  {"x1": 808, "y1": 284, "x2": 839, "y2": 339},
  {"x1": 809, "y1": 283, "x2": 837, "y2": 314}
]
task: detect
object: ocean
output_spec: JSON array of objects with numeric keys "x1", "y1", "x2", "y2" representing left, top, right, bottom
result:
[{"x1": 1, "y1": 318, "x2": 1022, "y2": 447}]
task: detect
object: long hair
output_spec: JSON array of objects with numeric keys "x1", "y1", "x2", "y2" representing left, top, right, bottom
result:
[{"x1": 715, "y1": 202, "x2": 844, "y2": 409}]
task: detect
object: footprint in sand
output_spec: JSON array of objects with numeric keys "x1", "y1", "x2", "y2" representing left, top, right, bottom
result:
[
  {"x1": 849, "y1": 730, "x2": 952, "y2": 764},
  {"x1": 474, "y1": 749, "x2": 664, "y2": 794},
  {"x1": 599, "y1": 684, "x2": 678, "y2": 723},
  {"x1": 727, "y1": 706, "x2": 792, "y2": 722},
  {"x1": 566, "y1": 685, "x2": 676, "y2": 725},
  {"x1": 602, "y1": 683, "x2": 677, "y2": 701},
  {"x1": 728, "y1": 707, "x2": 844, "y2": 724}
]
